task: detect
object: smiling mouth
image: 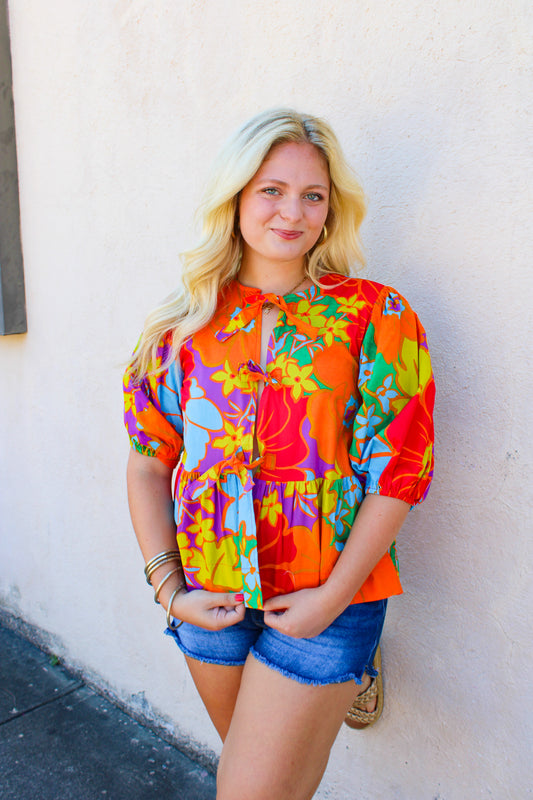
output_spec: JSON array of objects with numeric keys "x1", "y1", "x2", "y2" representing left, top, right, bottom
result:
[{"x1": 271, "y1": 229, "x2": 303, "y2": 240}]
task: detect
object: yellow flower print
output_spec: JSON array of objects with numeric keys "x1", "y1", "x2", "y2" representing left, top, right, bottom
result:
[
  {"x1": 124, "y1": 391, "x2": 135, "y2": 414},
  {"x1": 211, "y1": 360, "x2": 248, "y2": 397},
  {"x1": 222, "y1": 315, "x2": 244, "y2": 335},
  {"x1": 395, "y1": 337, "x2": 431, "y2": 397},
  {"x1": 319, "y1": 316, "x2": 351, "y2": 346},
  {"x1": 212, "y1": 420, "x2": 253, "y2": 458},
  {"x1": 320, "y1": 481, "x2": 339, "y2": 517},
  {"x1": 323, "y1": 467, "x2": 344, "y2": 482},
  {"x1": 199, "y1": 488, "x2": 215, "y2": 515},
  {"x1": 187, "y1": 509, "x2": 216, "y2": 541},
  {"x1": 259, "y1": 489, "x2": 282, "y2": 526},
  {"x1": 337, "y1": 298, "x2": 366, "y2": 316},
  {"x1": 418, "y1": 441, "x2": 434, "y2": 479},
  {"x1": 176, "y1": 529, "x2": 189, "y2": 550},
  {"x1": 178, "y1": 529, "x2": 240, "y2": 589},
  {"x1": 294, "y1": 298, "x2": 328, "y2": 328},
  {"x1": 280, "y1": 359, "x2": 318, "y2": 401}
]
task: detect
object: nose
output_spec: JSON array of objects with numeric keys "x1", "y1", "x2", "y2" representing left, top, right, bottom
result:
[{"x1": 279, "y1": 194, "x2": 303, "y2": 223}]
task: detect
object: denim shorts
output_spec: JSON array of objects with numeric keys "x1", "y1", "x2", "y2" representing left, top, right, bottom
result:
[{"x1": 165, "y1": 599, "x2": 387, "y2": 686}]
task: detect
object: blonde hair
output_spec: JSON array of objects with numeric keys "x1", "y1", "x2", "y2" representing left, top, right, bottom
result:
[{"x1": 130, "y1": 108, "x2": 366, "y2": 379}]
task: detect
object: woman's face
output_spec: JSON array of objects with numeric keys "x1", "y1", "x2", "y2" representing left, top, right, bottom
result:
[{"x1": 238, "y1": 141, "x2": 330, "y2": 272}]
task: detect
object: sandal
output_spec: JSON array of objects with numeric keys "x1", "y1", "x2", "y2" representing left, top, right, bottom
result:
[{"x1": 344, "y1": 645, "x2": 384, "y2": 729}]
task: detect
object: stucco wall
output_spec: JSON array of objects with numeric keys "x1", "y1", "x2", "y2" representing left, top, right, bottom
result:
[{"x1": 1, "y1": 1, "x2": 531, "y2": 797}]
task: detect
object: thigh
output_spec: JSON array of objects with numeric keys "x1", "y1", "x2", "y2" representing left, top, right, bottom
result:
[
  {"x1": 185, "y1": 656, "x2": 244, "y2": 742},
  {"x1": 169, "y1": 610, "x2": 262, "y2": 741},
  {"x1": 217, "y1": 654, "x2": 356, "y2": 800}
]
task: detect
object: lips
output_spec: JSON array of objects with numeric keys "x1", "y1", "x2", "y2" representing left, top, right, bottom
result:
[{"x1": 271, "y1": 228, "x2": 303, "y2": 240}]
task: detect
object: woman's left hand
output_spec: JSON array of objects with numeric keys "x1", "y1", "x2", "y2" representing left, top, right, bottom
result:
[{"x1": 263, "y1": 587, "x2": 344, "y2": 639}]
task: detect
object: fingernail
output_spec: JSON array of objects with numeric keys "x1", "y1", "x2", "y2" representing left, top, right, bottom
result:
[{"x1": 235, "y1": 593, "x2": 244, "y2": 601}]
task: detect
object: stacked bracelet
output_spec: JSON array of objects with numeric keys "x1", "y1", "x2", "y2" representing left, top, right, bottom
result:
[
  {"x1": 166, "y1": 585, "x2": 187, "y2": 631},
  {"x1": 144, "y1": 550, "x2": 181, "y2": 585},
  {"x1": 144, "y1": 550, "x2": 186, "y2": 629},
  {"x1": 153, "y1": 568, "x2": 179, "y2": 604}
]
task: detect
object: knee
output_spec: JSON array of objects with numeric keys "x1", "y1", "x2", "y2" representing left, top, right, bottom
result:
[
  {"x1": 216, "y1": 751, "x2": 252, "y2": 799},
  {"x1": 216, "y1": 754, "x2": 274, "y2": 800},
  {"x1": 216, "y1": 764, "x2": 253, "y2": 800},
  {"x1": 216, "y1": 752, "x2": 327, "y2": 800}
]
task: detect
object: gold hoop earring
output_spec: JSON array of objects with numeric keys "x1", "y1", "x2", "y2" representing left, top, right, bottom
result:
[{"x1": 320, "y1": 224, "x2": 328, "y2": 243}]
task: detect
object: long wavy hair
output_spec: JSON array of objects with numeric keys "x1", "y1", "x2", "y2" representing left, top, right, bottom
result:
[{"x1": 129, "y1": 108, "x2": 366, "y2": 379}]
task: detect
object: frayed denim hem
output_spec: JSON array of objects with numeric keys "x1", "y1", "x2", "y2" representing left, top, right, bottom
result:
[
  {"x1": 164, "y1": 626, "x2": 247, "y2": 667},
  {"x1": 164, "y1": 600, "x2": 386, "y2": 681},
  {"x1": 250, "y1": 646, "x2": 372, "y2": 687}
]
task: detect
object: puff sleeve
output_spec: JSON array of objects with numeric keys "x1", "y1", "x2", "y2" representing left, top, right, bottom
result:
[
  {"x1": 350, "y1": 287, "x2": 435, "y2": 506},
  {"x1": 123, "y1": 333, "x2": 184, "y2": 470}
]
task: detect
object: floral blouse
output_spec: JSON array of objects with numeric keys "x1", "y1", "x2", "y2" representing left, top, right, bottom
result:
[{"x1": 124, "y1": 274, "x2": 435, "y2": 609}]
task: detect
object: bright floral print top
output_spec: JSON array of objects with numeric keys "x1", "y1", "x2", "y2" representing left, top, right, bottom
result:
[{"x1": 124, "y1": 274, "x2": 435, "y2": 609}]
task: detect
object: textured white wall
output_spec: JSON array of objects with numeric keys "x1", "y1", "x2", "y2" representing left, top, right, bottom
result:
[{"x1": 1, "y1": 1, "x2": 532, "y2": 797}]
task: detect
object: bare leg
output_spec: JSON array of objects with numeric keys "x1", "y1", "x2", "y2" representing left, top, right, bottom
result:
[
  {"x1": 184, "y1": 655, "x2": 244, "y2": 741},
  {"x1": 185, "y1": 652, "x2": 376, "y2": 794},
  {"x1": 216, "y1": 654, "x2": 358, "y2": 800}
]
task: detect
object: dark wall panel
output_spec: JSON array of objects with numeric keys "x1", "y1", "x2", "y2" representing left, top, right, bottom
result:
[{"x1": 0, "y1": 0, "x2": 26, "y2": 335}]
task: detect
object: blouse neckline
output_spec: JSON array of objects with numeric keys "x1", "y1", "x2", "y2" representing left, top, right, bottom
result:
[{"x1": 234, "y1": 278, "x2": 320, "y2": 301}]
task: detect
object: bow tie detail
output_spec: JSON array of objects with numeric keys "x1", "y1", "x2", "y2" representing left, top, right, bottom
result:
[
  {"x1": 238, "y1": 359, "x2": 283, "y2": 389},
  {"x1": 216, "y1": 292, "x2": 319, "y2": 343}
]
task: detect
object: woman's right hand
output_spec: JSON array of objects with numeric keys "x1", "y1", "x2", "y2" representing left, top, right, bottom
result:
[{"x1": 168, "y1": 588, "x2": 246, "y2": 630}]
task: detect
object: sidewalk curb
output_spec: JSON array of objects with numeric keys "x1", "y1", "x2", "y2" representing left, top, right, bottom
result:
[{"x1": 0, "y1": 607, "x2": 219, "y2": 777}]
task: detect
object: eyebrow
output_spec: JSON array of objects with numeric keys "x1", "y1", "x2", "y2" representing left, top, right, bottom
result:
[{"x1": 258, "y1": 178, "x2": 330, "y2": 191}]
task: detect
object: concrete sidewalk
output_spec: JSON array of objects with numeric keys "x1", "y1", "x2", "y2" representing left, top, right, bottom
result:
[{"x1": 0, "y1": 622, "x2": 216, "y2": 799}]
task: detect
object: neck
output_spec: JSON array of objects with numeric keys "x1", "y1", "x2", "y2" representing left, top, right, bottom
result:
[{"x1": 238, "y1": 254, "x2": 307, "y2": 296}]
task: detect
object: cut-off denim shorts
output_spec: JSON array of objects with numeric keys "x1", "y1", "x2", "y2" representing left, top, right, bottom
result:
[{"x1": 165, "y1": 598, "x2": 387, "y2": 687}]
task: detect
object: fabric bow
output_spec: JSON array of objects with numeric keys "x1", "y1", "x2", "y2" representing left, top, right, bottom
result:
[
  {"x1": 216, "y1": 292, "x2": 319, "y2": 342},
  {"x1": 238, "y1": 359, "x2": 283, "y2": 390},
  {"x1": 182, "y1": 450, "x2": 263, "y2": 502}
]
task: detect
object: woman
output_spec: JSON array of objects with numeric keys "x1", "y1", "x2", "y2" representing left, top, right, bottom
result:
[{"x1": 124, "y1": 108, "x2": 434, "y2": 800}]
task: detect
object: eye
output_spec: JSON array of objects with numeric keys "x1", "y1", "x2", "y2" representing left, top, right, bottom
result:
[
  {"x1": 262, "y1": 187, "x2": 280, "y2": 196},
  {"x1": 304, "y1": 192, "x2": 324, "y2": 202}
]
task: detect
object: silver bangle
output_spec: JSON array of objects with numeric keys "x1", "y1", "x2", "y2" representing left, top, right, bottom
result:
[
  {"x1": 144, "y1": 550, "x2": 181, "y2": 585},
  {"x1": 153, "y1": 568, "x2": 179, "y2": 604},
  {"x1": 166, "y1": 585, "x2": 186, "y2": 631}
]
